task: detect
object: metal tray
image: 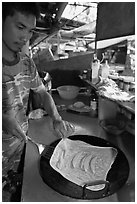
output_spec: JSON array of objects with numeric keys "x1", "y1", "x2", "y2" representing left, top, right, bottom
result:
[{"x1": 39, "y1": 135, "x2": 129, "y2": 200}]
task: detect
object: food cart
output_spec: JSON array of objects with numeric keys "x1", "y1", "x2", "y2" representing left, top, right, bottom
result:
[{"x1": 22, "y1": 2, "x2": 135, "y2": 202}]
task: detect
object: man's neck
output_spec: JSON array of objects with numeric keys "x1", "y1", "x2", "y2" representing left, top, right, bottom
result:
[{"x1": 2, "y1": 40, "x2": 18, "y2": 62}]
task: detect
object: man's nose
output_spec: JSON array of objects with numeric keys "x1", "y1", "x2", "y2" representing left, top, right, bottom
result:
[
  {"x1": 20, "y1": 31, "x2": 32, "y2": 42},
  {"x1": 21, "y1": 38, "x2": 27, "y2": 43}
]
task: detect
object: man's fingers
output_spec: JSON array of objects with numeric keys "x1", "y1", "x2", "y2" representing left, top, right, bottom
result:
[
  {"x1": 53, "y1": 120, "x2": 76, "y2": 139},
  {"x1": 69, "y1": 123, "x2": 75, "y2": 131},
  {"x1": 63, "y1": 121, "x2": 75, "y2": 133}
]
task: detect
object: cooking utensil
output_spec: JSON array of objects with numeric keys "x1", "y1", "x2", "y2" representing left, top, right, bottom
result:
[
  {"x1": 28, "y1": 136, "x2": 54, "y2": 156},
  {"x1": 40, "y1": 135, "x2": 129, "y2": 200}
]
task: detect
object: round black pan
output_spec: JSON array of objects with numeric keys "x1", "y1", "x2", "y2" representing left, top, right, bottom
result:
[{"x1": 39, "y1": 135, "x2": 129, "y2": 200}]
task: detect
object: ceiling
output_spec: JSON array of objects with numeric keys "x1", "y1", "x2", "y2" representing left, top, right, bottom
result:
[
  {"x1": 36, "y1": 2, "x2": 97, "y2": 32},
  {"x1": 31, "y1": 2, "x2": 97, "y2": 47},
  {"x1": 31, "y1": 2, "x2": 135, "y2": 50}
]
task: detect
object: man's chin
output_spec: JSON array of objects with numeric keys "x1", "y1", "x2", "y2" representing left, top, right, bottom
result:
[
  {"x1": 13, "y1": 47, "x2": 22, "y2": 53},
  {"x1": 17, "y1": 48, "x2": 22, "y2": 52},
  {"x1": 14, "y1": 43, "x2": 24, "y2": 52}
]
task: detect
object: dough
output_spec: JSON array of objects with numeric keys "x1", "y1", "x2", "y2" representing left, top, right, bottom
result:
[{"x1": 50, "y1": 138, "x2": 117, "y2": 191}]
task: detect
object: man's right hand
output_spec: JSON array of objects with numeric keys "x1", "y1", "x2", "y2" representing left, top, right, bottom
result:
[{"x1": 2, "y1": 114, "x2": 27, "y2": 142}]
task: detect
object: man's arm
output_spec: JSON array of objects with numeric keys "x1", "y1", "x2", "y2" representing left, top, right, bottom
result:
[
  {"x1": 2, "y1": 113, "x2": 27, "y2": 141},
  {"x1": 36, "y1": 88, "x2": 62, "y2": 121},
  {"x1": 32, "y1": 88, "x2": 75, "y2": 138},
  {"x1": 28, "y1": 58, "x2": 75, "y2": 137}
]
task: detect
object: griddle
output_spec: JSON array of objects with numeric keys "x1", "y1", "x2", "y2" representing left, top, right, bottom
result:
[{"x1": 39, "y1": 135, "x2": 129, "y2": 200}]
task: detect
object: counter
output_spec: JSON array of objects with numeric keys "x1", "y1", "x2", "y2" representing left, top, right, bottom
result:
[
  {"x1": 79, "y1": 75, "x2": 135, "y2": 114},
  {"x1": 21, "y1": 93, "x2": 135, "y2": 202},
  {"x1": 80, "y1": 77, "x2": 135, "y2": 135},
  {"x1": 82, "y1": 78, "x2": 135, "y2": 114}
]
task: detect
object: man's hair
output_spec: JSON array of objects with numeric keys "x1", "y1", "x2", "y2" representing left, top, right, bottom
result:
[{"x1": 2, "y1": 2, "x2": 40, "y2": 21}]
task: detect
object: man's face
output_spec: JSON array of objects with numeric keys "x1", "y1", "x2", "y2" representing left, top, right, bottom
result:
[{"x1": 2, "y1": 11, "x2": 36, "y2": 53}]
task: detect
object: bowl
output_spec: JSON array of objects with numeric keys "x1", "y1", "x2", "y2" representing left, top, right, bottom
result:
[
  {"x1": 57, "y1": 85, "x2": 80, "y2": 100},
  {"x1": 100, "y1": 118, "x2": 126, "y2": 136}
]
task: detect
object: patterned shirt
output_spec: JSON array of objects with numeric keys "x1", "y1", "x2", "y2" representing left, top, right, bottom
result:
[{"x1": 2, "y1": 53, "x2": 45, "y2": 176}]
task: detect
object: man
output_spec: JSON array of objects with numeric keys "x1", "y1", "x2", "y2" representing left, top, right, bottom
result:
[{"x1": 2, "y1": 3, "x2": 74, "y2": 201}]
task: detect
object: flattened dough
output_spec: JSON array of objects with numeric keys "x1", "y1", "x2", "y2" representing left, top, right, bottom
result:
[{"x1": 50, "y1": 138, "x2": 117, "y2": 191}]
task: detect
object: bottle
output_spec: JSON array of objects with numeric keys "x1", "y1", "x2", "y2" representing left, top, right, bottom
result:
[
  {"x1": 100, "y1": 53, "x2": 110, "y2": 79},
  {"x1": 90, "y1": 53, "x2": 100, "y2": 84},
  {"x1": 82, "y1": 70, "x2": 87, "y2": 79},
  {"x1": 89, "y1": 92, "x2": 98, "y2": 117}
]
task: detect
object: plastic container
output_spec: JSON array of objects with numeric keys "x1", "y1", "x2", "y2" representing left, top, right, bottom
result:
[
  {"x1": 129, "y1": 82, "x2": 135, "y2": 92},
  {"x1": 118, "y1": 76, "x2": 124, "y2": 90},
  {"x1": 123, "y1": 76, "x2": 134, "y2": 92},
  {"x1": 123, "y1": 80, "x2": 130, "y2": 92}
]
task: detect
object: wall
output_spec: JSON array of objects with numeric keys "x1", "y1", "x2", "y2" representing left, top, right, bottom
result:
[{"x1": 34, "y1": 51, "x2": 93, "y2": 72}]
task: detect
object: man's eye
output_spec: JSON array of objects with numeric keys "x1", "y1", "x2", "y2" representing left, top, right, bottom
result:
[{"x1": 17, "y1": 26, "x2": 24, "y2": 30}]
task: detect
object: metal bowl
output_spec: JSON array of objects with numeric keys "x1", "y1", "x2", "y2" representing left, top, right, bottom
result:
[{"x1": 100, "y1": 119, "x2": 126, "y2": 136}]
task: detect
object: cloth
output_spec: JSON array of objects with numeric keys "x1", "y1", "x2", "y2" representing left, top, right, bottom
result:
[{"x1": 2, "y1": 52, "x2": 45, "y2": 201}]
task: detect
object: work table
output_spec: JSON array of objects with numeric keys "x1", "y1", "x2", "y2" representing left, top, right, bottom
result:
[
  {"x1": 21, "y1": 93, "x2": 135, "y2": 202},
  {"x1": 81, "y1": 77, "x2": 135, "y2": 114}
]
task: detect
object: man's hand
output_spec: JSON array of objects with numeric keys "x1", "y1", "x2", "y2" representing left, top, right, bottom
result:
[
  {"x1": 35, "y1": 89, "x2": 75, "y2": 138},
  {"x1": 52, "y1": 119, "x2": 75, "y2": 138},
  {"x1": 2, "y1": 114, "x2": 27, "y2": 142}
]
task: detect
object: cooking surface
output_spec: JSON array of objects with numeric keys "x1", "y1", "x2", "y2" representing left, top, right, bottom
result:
[
  {"x1": 22, "y1": 93, "x2": 135, "y2": 202},
  {"x1": 40, "y1": 135, "x2": 129, "y2": 200}
]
